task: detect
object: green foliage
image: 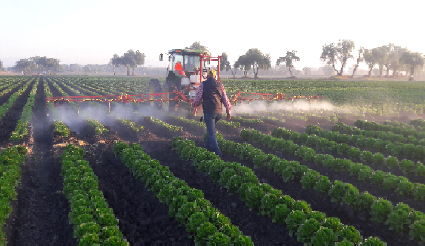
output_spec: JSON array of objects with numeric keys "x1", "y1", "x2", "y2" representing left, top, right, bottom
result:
[
  {"x1": 409, "y1": 219, "x2": 425, "y2": 243},
  {"x1": 328, "y1": 180, "x2": 347, "y2": 203},
  {"x1": 385, "y1": 202, "x2": 413, "y2": 233},
  {"x1": 314, "y1": 176, "x2": 331, "y2": 194},
  {"x1": 285, "y1": 210, "x2": 307, "y2": 236},
  {"x1": 371, "y1": 198, "x2": 393, "y2": 224},
  {"x1": 300, "y1": 170, "x2": 320, "y2": 189},
  {"x1": 297, "y1": 218, "x2": 320, "y2": 243},
  {"x1": 312, "y1": 227, "x2": 336, "y2": 245}
]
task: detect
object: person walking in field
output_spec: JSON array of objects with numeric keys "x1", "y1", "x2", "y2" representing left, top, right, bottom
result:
[{"x1": 192, "y1": 69, "x2": 231, "y2": 157}]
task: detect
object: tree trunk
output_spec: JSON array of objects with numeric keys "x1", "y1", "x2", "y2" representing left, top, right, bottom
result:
[
  {"x1": 254, "y1": 67, "x2": 259, "y2": 79},
  {"x1": 126, "y1": 67, "x2": 130, "y2": 76},
  {"x1": 289, "y1": 67, "x2": 293, "y2": 77},
  {"x1": 368, "y1": 67, "x2": 373, "y2": 76},
  {"x1": 351, "y1": 65, "x2": 358, "y2": 78}
]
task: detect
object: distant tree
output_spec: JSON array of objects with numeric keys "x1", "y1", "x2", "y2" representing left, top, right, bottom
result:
[
  {"x1": 14, "y1": 59, "x2": 33, "y2": 74},
  {"x1": 234, "y1": 55, "x2": 249, "y2": 77},
  {"x1": 46, "y1": 58, "x2": 60, "y2": 73},
  {"x1": 363, "y1": 48, "x2": 379, "y2": 76},
  {"x1": 389, "y1": 46, "x2": 408, "y2": 76},
  {"x1": 0, "y1": 60, "x2": 3, "y2": 71},
  {"x1": 375, "y1": 46, "x2": 389, "y2": 76},
  {"x1": 235, "y1": 48, "x2": 271, "y2": 78},
  {"x1": 230, "y1": 65, "x2": 239, "y2": 78},
  {"x1": 36, "y1": 56, "x2": 48, "y2": 72},
  {"x1": 303, "y1": 67, "x2": 311, "y2": 76},
  {"x1": 121, "y1": 49, "x2": 145, "y2": 76},
  {"x1": 109, "y1": 54, "x2": 121, "y2": 75},
  {"x1": 186, "y1": 41, "x2": 209, "y2": 52},
  {"x1": 220, "y1": 52, "x2": 231, "y2": 71},
  {"x1": 383, "y1": 44, "x2": 394, "y2": 77},
  {"x1": 400, "y1": 51, "x2": 424, "y2": 79},
  {"x1": 351, "y1": 46, "x2": 364, "y2": 78},
  {"x1": 320, "y1": 39, "x2": 355, "y2": 76},
  {"x1": 276, "y1": 50, "x2": 300, "y2": 77}
]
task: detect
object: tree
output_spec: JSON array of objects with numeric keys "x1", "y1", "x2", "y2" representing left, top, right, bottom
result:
[
  {"x1": 389, "y1": 46, "x2": 408, "y2": 76},
  {"x1": 14, "y1": 59, "x2": 33, "y2": 74},
  {"x1": 46, "y1": 58, "x2": 60, "y2": 74},
  {"x1": 186, "y1": 41, "x2": 208, "y2": 52},
  {"x1": 235, "y1": 48, "x2": 271, "y2": 78},
  {"x1": 303, "y1": 67, "x2": 311, "y2": 76},
  {"x1": 320, "y1": 39, "x2": 355, "y2": 76},
  {"x1": 363, "y1": 48, "x2": 379, "y2": 76},
  {"x1": 351, "y1": 46, "x2": 364, "y2": 78},
  {"x1": 220, "y1": 52, "x2": 231, "y2": 71},
  {"x1": 400, "y1": 51, "x2": 424, "y2": 79},
  {"x1": 121, "y1": 49, "x2": 145, "y2": 76},
  {"x1": 0, "y1": 60, "x2": 3, "y2": 71},
  {"x1": 375, "y1": 46, "x2": 389, "y2": 76},
  {"x1": 276, "y1": 50, "x2": 300, "y2": 77},
  {"x1": 109, "y1": 54, "x2": 121, "y2": 75}
]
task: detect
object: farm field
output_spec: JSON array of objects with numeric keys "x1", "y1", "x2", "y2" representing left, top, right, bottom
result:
[{"x1": 1, "y1": 75, "x2": 425, "y2": 245}]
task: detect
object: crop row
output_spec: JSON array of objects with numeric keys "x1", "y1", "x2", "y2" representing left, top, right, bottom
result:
[
  {"x1": 0, "y1": 79, "x2": 32, "y2": 120},
  {"x1": 174, "y1": 116, "x2": 206, "y2": 129},
  {"x1": 0, "y1": 77, "x2": 28, "y2": 98},
  {"x1": 10, "y1": 79, "x2": 39, "y2": 141},
  {"x1": 354, "y1": 120, "x2": 425, "y2": 138},
  {"x1": 87, "y1": 120, "x2": 109, "y2": 135},
  {"x1": 53, "y1": 120, "x2": 70, "y2": 137},
  {"x1": 113, "y1": 141, "x2": 253, "y2": 245},
  {"x1": 239, "y1": 128, "x2": 425, "y2": 243},
  {"x1": 0, "y1": 146, "x2": 27, "y2": 244},
  {"x1": 271, "y1": 126, "x2": 425, "y2": 196},
  {"x1": 60, "y1": 144, "x2": 127, "y2": 245},
  {"x1": 303, "y1": 125, "x2": 425, "y2": 176},
  {"x1": 46, "y1": 77, "x2": 79, "y2": 110},
  {"x1": 144, "y1": 116, "x2": 182, "y2": 132},
  {"x1": 172, "y1": 136, "x2": 385, "y2": 245},
  {"x1": 333, "y1": 122, "x2": 425, "y2": 146},
  {"x1": 117, "y1": 119, "x2": 144, "y2": 132}
]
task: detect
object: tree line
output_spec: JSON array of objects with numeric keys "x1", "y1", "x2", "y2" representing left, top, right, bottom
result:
[
  {"x1": 12, "y1": 56, "x2": 60, "y2": 75},
  {"x1": 320, "y1": 40, "x2": 424, "y2": 79},
  {"x1": 110, "y1": 50, "x2": 145, "y2": 76},
  {"x1": 6, "y1": 40, "x2": 424, "y2": 79}
]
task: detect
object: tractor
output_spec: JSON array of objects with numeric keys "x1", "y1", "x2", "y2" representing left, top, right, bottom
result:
[{"x1": 149, "y1": 48, "x2": 222, "y2": 111}]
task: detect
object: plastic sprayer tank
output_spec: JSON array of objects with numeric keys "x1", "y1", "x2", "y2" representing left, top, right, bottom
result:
[{"x1": 189, "y1": 75, "x2": 201, "y2": 99}]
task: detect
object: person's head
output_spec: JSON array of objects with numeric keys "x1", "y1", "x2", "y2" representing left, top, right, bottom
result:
[{"x1": 208, "y1": 69, "x2": 216, "y2": 78}]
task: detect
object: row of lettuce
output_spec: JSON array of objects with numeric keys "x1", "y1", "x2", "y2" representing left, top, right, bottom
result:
[
  {"x1": 0, "y1": 78, "x2": 32, "y2": 121},
  {"x1": 173, "y1": 136, "x2": 388, "y2": 245},
  {"x1": 269, "y1": 126, "x2": 425, "y2": 200},
  {"x1": 10, "y1": 79, "x2": 39, "y2": 141},
  {"x1": 54, "y1": 116, "x2": 383, "y2": 244},
  {"x1": 61, "y1": 144, "x2": 128, "y2": 245},
  {"x1": 113, "y1": 141, "x2": 254, "y2": 245},
  {"x1": 0, "y1": 146, "x2": 27, "y2": 244},
  {"x1": 353, "y1": 119, "x2": 425, "y2": 137},
  {"x1": 55, "y1": 120, "x2": 253, "y2": 244},
  {"x1": 236, "y1": 128, "x2": 425, "y2": 244}
]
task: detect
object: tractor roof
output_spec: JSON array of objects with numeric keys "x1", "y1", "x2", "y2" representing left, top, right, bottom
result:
[{"x1": 168, "y1": 48, "x2": 209, "y2": 56}]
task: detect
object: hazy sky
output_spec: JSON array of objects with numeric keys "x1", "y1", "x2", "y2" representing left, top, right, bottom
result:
[{"x1": 1, "y1": 0, "x2": 424, "y2": 70}]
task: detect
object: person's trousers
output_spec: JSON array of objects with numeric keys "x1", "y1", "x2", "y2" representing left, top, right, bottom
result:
[{"x1": 203, "y1": 113, "x2": 222, "y2": 157}]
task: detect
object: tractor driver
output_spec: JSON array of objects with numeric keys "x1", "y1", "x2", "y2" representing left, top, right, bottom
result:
[
  {"x1": 192, "y1": 69, "x2": 231, "y2": 158},
  {"x1": 175, "y1": 61, "x2": 183, "y2": 71}
]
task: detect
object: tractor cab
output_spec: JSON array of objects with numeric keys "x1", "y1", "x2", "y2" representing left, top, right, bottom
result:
[{"x1": 150, "y1": 48, "x2": 221, "y2": 111}]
